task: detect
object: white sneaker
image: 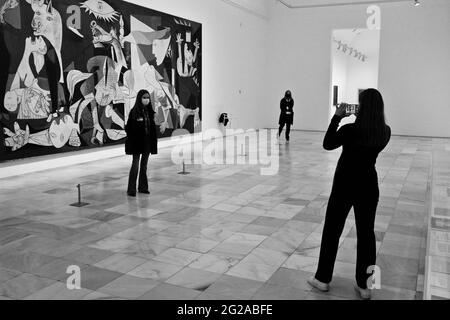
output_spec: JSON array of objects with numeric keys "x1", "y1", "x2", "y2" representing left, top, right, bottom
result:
[
  {"x1": 307, "y1": 276, "x2": 330, "y2": 292},
  {"x1": 354, "y1": 285, "x2": 372, "y2": 300}
]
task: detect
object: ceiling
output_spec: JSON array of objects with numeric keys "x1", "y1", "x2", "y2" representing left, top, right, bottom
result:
[{"x1": 220, "y1": 0, "x2": 269, "y2": 18}]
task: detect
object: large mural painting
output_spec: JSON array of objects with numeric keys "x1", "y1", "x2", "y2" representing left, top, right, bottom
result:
[{"x1": 0, "y1": 0, "x2": 202, "y2": 161}]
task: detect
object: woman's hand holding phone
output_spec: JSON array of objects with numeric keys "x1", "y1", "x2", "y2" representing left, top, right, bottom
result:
[{"x1": 335, "y1": 103, "x2": 349, "y2": 118}]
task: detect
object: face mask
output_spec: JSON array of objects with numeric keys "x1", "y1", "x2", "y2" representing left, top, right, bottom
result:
[{"x1": 142, "y1": 98, "x2": 150, "y2": 106}]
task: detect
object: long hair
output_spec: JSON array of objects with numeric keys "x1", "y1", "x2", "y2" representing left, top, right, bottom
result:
[
  {"x1": 129, "y1": 89, "x2": 154, "y2": 120},
  {"x1": 354, "y1": 88, "x2": 389, "y2": 146}
]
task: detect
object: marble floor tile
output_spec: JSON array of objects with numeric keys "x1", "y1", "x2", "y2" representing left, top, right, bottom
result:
[
  {"x1": 252, "y1": 217, "x2": 288, "y2": 228},
  {"x1": 32, "y1": 258, "x2": 85, "y2": 282},
  {"x1": 0, "y1": 251, "x2": 56, "y2": 274},
  {"x1": 86, "y1": 211, "x2": 124, "y2": 222},
  {"x1": 144, "y1": 234, "x2": 186, "y2": 247},
  {"x1": 63, "y1": 247, "x2": 114, "y2": 265},
  {"x1": 205, "y1": 274, "x2": 264, "y2": 299},
  {"x1": 377, "y1": 254, "x2": 419, "y2": 275},
  {"x1": 98, "y1": 275, "x2": 159, "y2": 299},
  {"x1": 77, "y1": 265, "x2": 123, "y2": 291},
  {"x1": 0, "y1": 273, "x2": 55, "y2": 299},
  {"x1": 153, "y1": 248, "x2": 202, "y2": 267},
  {"x1": 94, "y1": 254, "x2": 148, "y2": 273},
  {"x1": 380, "y1": 272, "x2": 417, "y2": 291},
  {"x1": 333, "y1": 261, "x2": 357, "y2": 280},
  {"x1": 113, "y1": 226, "x2": 159, "y2": 241},
  {"x1": 87, "y1": 237, "x2": 138, "y2": 253},
  {"x1": 127, "y1": 208, "x2": 164, "y2": 219},
  {"x1": 195, "y1": 291, "x2": 241, "y2": 300},
  {"x1": 251, "y1": 283, "x2": 309, "y2": 300},
  {"x1": 212, "y1": 203, "x2": 241, "y2": 213},
  {"x1": 0, "y1": 235, "x2": 57, "y2": 255},
  {"x1": 370, "y1": 285, "x2": 418, "y2": 300},
  {"x1": 138, "y1": 283, "x2": 201, "y2": 300},
  {"x1": 0, "y1": 268, "x2": 22, "y2": 284},
  {"x1": 208, "y1": 221, "x2": 248, "y2": 233},
  {"x1": 189, "y1": 253, "x2": 241, "y2": 274},
  {"x1": 12, "y1": 222, "x2": 79, "y2": 240},
  {"x1": 176, "y1": 237, "x2": 220, "y2": 254},
  {"x1": 198, "y1": 228, "x2": 235, "y2": 242},
  {"x1": 239, "y1": 248, "x2": 289, "y2": 268},
  {"x1": 260, "y1": 229, "x2": 308, "y2": 254},
  {"x1": 267, "y1": 268, "x2": 313, "y2": 292},
  {"x1": 226, "y1": 261, "x2": 279, "y2": 282},
  {"x1": 158, "y1": 224, "x2": 204, "y2": 239},
  {"x1": 166, "y1": 267, "x2": 222, "y2": 291},
  {"x1": 282, "y1": 254, "x2": 318, "y2": 273},
  {"x1": 81, "y1": 291, "x2": 121, "y2": 300},
  {"x1": 127, "y1": 260, "x2": 183, "y2": 281},
  {"x1": 223, "y1": 213, "x2": 258, "y2": 224},
  {"x1": 24, "y1": 282, "x2": 92, "y2": 300},
  {"x1": 316, "y1": 276, "x2": 360, "y2": 300},
  {"x1": 306, "y1": 292, "x2": 346, "y2": 300},
  {"x1": 62, "y1": 231, "x2": 108, "y2": 246},
  {"x1": 0, "y1": 229, "x2": 31, "y2": 246},
  {"x1": 379, "y1": 241, "x2": 422, "y2": 260}
]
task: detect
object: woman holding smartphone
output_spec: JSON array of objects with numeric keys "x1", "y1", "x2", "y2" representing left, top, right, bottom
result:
[
  {"x1": 125, "y1": 90, "x2": 158, "y2": 197},
  {"x1": 307, "y1": 89, "x2": 391, "y2": 299}
]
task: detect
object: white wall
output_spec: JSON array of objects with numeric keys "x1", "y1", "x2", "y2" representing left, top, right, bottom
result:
[
  {"x1": 344, "y1": 30, "x2": 380, "y2": 104},
  {"x1": 333, "y1": 29, "x2": 380, "y2": 126},
  {"x1": 331, "y1": 39, "x2": 348, "y2": 119},
  {"x1": 378, "y1": 0, "x2": 450, "y2": 137},
  {"x1": 265, "y1": 0, "x2": 450, "y2": 138}
]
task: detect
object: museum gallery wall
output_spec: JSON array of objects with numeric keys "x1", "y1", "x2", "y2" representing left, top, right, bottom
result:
[{"x1": 0, "y1": 0, "x2": 202, "y2": 161}]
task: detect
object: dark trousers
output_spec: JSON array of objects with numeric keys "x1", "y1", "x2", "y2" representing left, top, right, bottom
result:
[
  {"x1": 127, "y1": 153, "x2": 150, "y2": 193},
  {"x1": 315, "y1": 190, "x2": 378, "y2": 289},
  {"x1": 278, "y1": 123, "x2": 291, "y2": 140}
]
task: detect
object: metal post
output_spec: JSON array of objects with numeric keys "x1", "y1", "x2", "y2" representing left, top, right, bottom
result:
[
  {"x1": 77, "y1": 184, "x2": 81, "y2": 203},
  {"x1": 238, "y1": 143, "x2": 247, "y2": 157},
  {"x1": 70, "y1": 184, "x2": 89, "y2": 207},
  {"x1": 178, "y1": 160, "x2": 191, "y2": 175}
]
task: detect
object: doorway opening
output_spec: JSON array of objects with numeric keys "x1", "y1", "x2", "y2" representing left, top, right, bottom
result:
[{"x1": 330, "y1": 28, "x2": 381, "y2": 126}]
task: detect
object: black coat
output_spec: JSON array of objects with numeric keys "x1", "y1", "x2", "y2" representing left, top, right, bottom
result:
[
  {"x1": 125, "y1": 107, "x2": 158, "y2": 155},
  {"x1": 279, "y1": 98, "x2": 294, "y2": 125}
]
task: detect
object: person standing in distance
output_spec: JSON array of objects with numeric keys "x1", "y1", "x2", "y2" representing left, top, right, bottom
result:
[
  {"x1": 278, "y1": 90, "x2": 294, "y2": 143},
  {"x1": 125, "y1": 90, "x2": 158, "y2": 197}
]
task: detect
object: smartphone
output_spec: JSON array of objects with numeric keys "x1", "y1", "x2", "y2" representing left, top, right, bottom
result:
[{"x1": 345, "y1": 104, "x2": 359, "y2": 116}]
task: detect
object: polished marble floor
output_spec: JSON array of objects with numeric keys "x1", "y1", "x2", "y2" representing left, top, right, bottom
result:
[{"x1": 0, "y1": 130, "x2": 449, "y2": 300}]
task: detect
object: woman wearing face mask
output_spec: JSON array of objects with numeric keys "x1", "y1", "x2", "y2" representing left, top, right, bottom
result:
[
  {"x1": 307, "y1": 89, "x2": 391, "y2": 300},
  {"x1": 278, "y1": 90, "x2": 294, "y2": 142},
  {"x1": 125, "y1": 90, "x2": 158, "y2": 197}
]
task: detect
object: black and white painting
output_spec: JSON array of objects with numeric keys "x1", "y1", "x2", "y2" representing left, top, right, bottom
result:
[{"x1": 0, "y1": 0, "x2": 202, "y2": 161}]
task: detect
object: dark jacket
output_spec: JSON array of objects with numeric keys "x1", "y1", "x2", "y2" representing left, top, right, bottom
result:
[
  {"x1": 125, "y1": 105, "x2": 158, "y2": 155},
  {"x1": 324, "y1": 115, "x2": 391, "y2": 198},
  {"x1": 279, "y1": 98, "x2": 294, "y2": 125}
]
